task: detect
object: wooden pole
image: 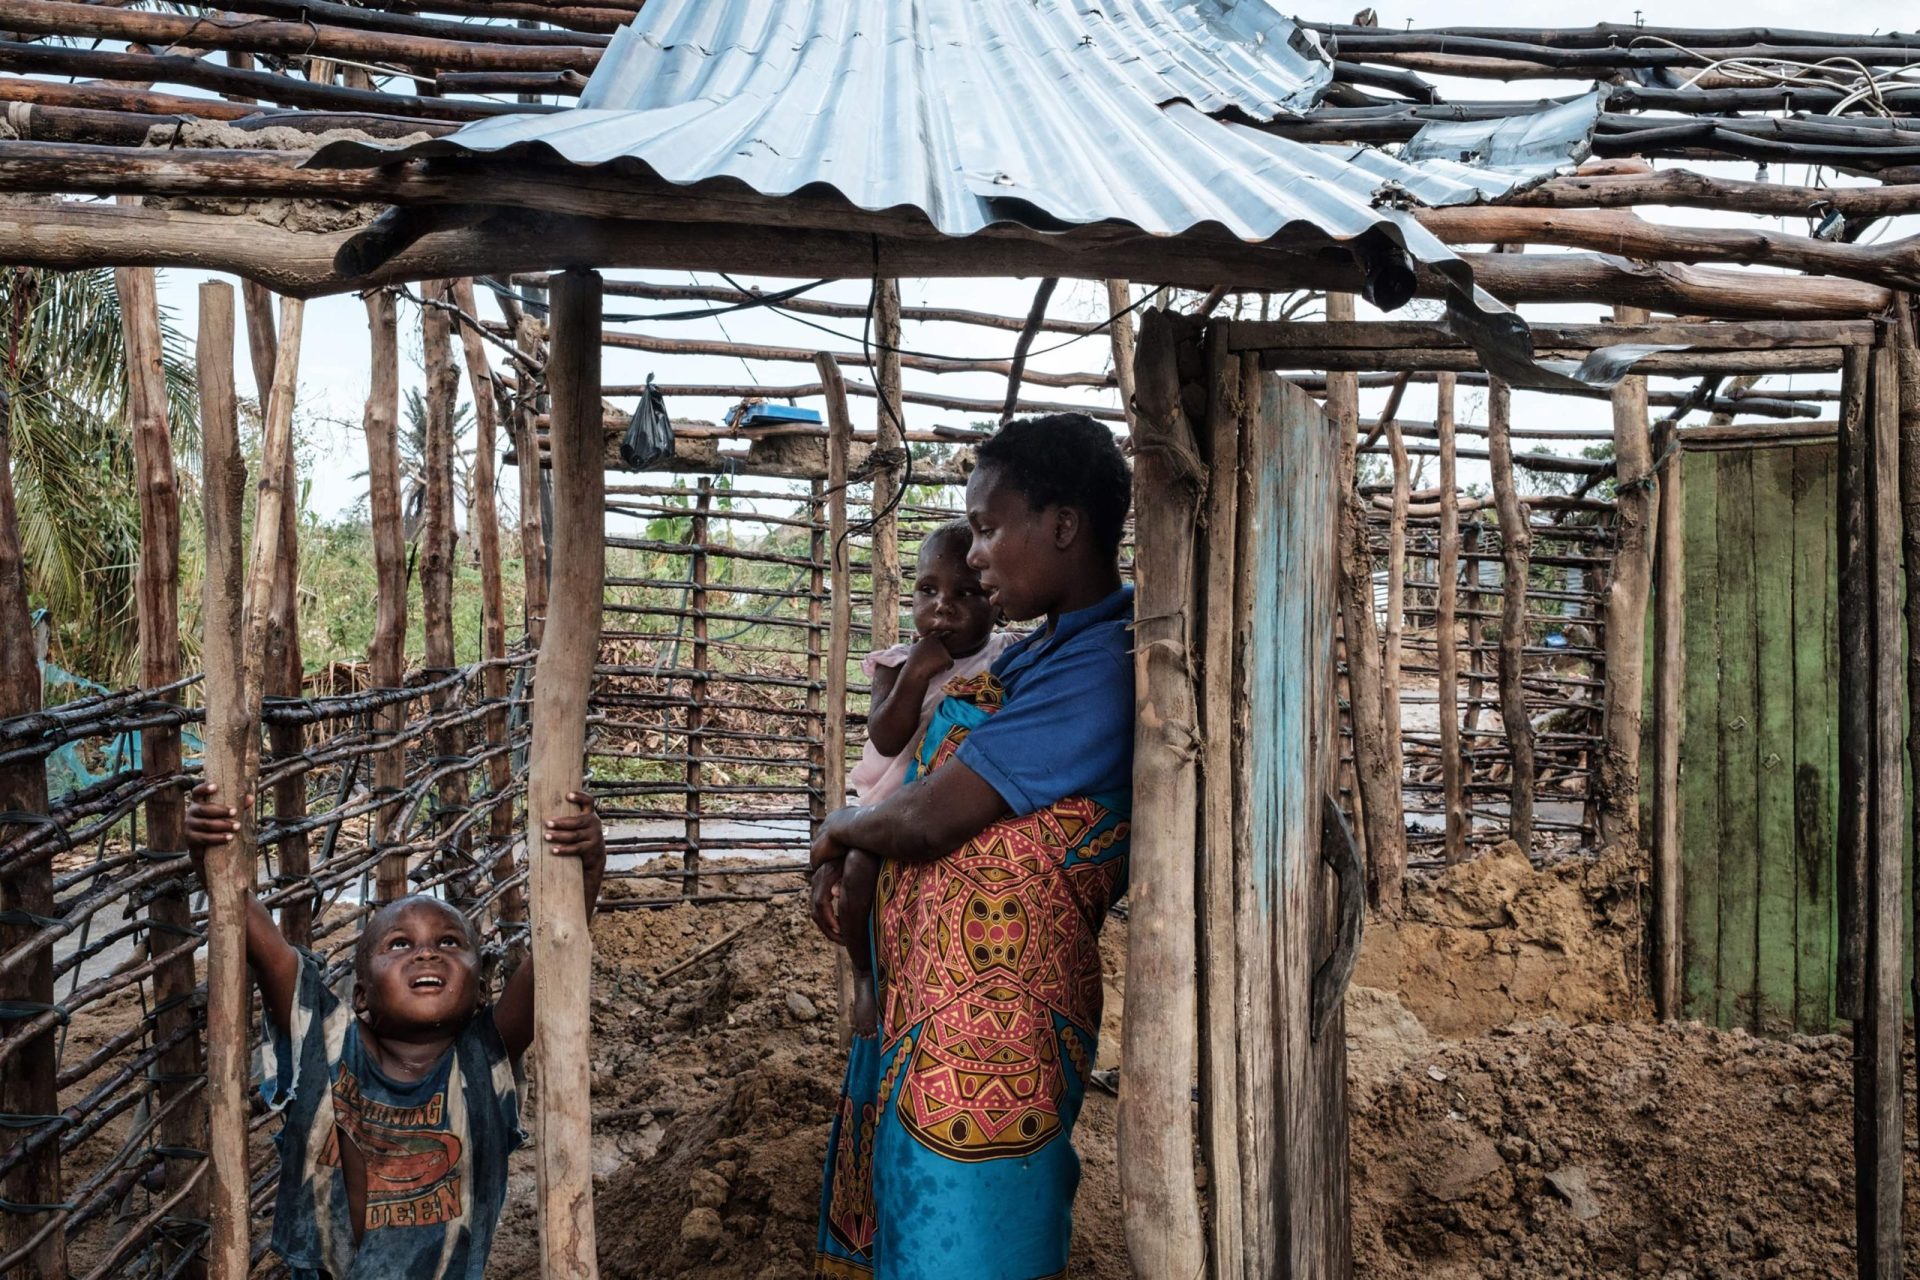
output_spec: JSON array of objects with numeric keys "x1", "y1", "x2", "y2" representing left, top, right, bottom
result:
[
  {"x1": 1836, "y1": 345, "x2": 1871, "y2": 1023},
  {"x1": 363, "y1": 290, "x2": 410, "y2": 902},
  {"x1": 815, "y1": 353, "x2": 855, "y2": 1041},
  {"x1": 195, "y1": 279, "x2": 249, "y2": 1280},
  {"x1": 1384, "y1": 391, "x2": 1410, "y2": 832},
  {"x1": 1197, "y1": 324, "x2": 1247, "y2": 1278},
  {"x1": 117, "y1": 264, "x2": 206, "y2": 1247},
  {"x1": 1326, "y1": 294, "x2": 1405, "y2": 907},
  {"x1": 1000, "y1": 277, "x2": 1060, "y2": 421},
  {"x1": 515, "y1": 313, "x2": 551, "y2": 647},
  {"x1": 1436, "y1": 371, "x2": 1467, "y2": 863},
  {"x1": 1122, "y1": 307, "x2": 1207, "y2": 1280},
  {"x1": 451, "y1": 278, "x2": 524, "y2": 932},
  {"x1": 1106, "y1": 280, "x2": 1139, "y2": 432},
  {"x1": 1896, "y1": 301, "x2": 1920, "y2": 1079},
  {"x1": 1853, "y1": 341, "x2": 1906, "y2": 1279},
  {"x1": 1597, "y1": 304, "x2": 1656, "y2": 850},
  {"x1": 806, "y1": 480, "x2": 827, "y2": 839},
  {"x1": 1650, "y1": 417, "x2": 1685, "y2": 1019},
  {"x1": 421, "y1": 280, "x2": 471, "y2": 903},
  {"x1": 871, "y1": 279, "x2": 904, "y2": 654},
  {"x1": 0, "y1": 286, "x2": 63, "y2": 1280},
  {"x1": 1486, "y1": 375, "x2": 1537, "y2": 854},
  {"x1": 242, "y1": 282, "x2": 312, "y2": 946},
  {"x1": 684, "y1": 480, "x2": 710, "y2": 897},
  {"x1": 530, "y1": 267, "x2": 603, "y2": 1280}
]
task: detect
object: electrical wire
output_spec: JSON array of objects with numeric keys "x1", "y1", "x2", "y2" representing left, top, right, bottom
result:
[{"x1": 474, "y1": 275, "x2": 833, "y2": 325}]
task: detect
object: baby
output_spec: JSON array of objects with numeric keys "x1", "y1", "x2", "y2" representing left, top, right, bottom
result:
[
  {"x1": 840, "y1": 520, "x2": 1013, "y2": 1034},
  {"x1": 185, "y1": 783, "x2": 605, "y2": 1280}
]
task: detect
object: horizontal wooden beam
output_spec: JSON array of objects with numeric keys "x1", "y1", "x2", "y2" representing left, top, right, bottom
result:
[
  {"x1": 1233, "y1": 318, "x2": 1873, "y2": 353},
  {"x1": 1508, "y1": 169, "x2": 1920, "y2": 220},
  {"x1": 0, "y1": 197, "x2": 1892, "y2": 319},
  {"x1": 0, "y1": 0, "x2": 602, "y2": 73},
  {"x1": 1264, "y1": 348, "x2": 1848, "y2": 375}
]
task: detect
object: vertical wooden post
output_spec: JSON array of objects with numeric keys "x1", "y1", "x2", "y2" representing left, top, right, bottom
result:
[
  {"x1": 684, "y1": 480, "x2": 711, "y2": 897},
  {"x1": 530, "y1": 269, "x2": 603, "y2": 1280},
  {"x1": 1650, "y1": 418, "x2": 1685, "y2": 1019},
  {"x1": 806, "y1": 481, "x2": 827, "y2": 837},
  {"x1": 1895, "y1": 303, "x2": 1920, "y2": 1073},
  {"x1": 421, "y1": 282, "x2": 470, "y2": 901},
  {"x1": 515, "y1": 314, "x2": 551, "y2": 649},
  {"x1": 1106, "y1": 280, "x2": 1139, "y2": 432},
  {"x1": 1197, "y1": 325, "x2": 1246, "y2": 1278},
  {"x1": 117, "y1": 265, "x2": 206, "y2": 1244},
  {"x1": 1325, "y1": 294, "x2": 1403, "y2": 907},
  {"x1": 363, "y1": 291, "x2": 410, "y2": 903},
  {"x1": 1383, "y1": 394, "x2": 1410, "y2": 826},
  {"x1": 0, "y1": 290, "x2": 63, "y2": 1280},
  {"x1": 1598, "y1": 305, "x2": 1655, "y2": 850},
  {"x1": 1850, "y1": 341, "x2": 1906, "y2": 1279},
  {"x1": 815, "y1": 354, "x2": 855, "y2": 1041},
  {"x1": 242, "y1": 282, "x2": 312, "y2": 947},
  {"x1": 451, "y1": 279, "x2": 524, "y2": 932},
  {"x1": 1486, "y1": 376, "x2": 1537, "y2": 854},
  {"x1": 1122, "y1": 308, "x2": 1206, "y2": 1280},
  {"x1": 1001, "y1": 278, "x2": 1061, "y2": 422},
  {"x1": 195, "y1": 280, "x2": 249, "y2": 1280},
  {"x1": 1436, "y1": 372, "x2": 1467, "y2": 863},
  {"x1": 872, "y1": 280, "x2": 904, "y2": 653}
]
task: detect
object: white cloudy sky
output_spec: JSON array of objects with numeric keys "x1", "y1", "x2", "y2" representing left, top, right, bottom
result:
[{"x1": 141, "y1": 0, "x2": 1917, "y2": 521}]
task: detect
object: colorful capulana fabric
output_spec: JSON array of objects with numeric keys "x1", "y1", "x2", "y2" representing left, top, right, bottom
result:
[
  {"x1": 815, "y1": 673, "x2": 1131, "y2": 1280},
  {"x1": 261, "y1": 952, "x2": 524, "y2": 1280}
]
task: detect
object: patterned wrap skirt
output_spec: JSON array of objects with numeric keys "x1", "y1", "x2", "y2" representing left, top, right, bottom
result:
[{"x1": 814, "y1": 674, "x2": 1130, "y2": 1280}]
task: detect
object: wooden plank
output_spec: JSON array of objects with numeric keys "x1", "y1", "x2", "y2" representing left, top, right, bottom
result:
[
  {"x1": 1790, "y1": 445, "x2": 1835, "y2": 1033},
  {"x1": 1198, "y1": 324, "x2": 1246, "y2": 1279},
  {"x1": 195, "y1": 279, "x2": 251, "y2": 1280},
  {"x1": 530, "y1": 268, "x2": 603, "y2": 1280},
  {"x1": 1750, "y1": 447, "x2": 1798, "y2": 1034},
  {"x1": 1650, "y1": 419, "x2": 1683, "y2": 1018},
  {"x1": 1123, "y1": 309, "x2": 1206, "y2": 1280},
  {"x1": 1713, "y1": 449, "x2": 1759, "y2": 1029}
]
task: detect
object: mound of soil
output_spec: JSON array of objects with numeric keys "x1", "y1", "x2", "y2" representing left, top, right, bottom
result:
[
  {"x1": 1349, "y1": 1002, "x2": 1920, "y2": 1278},
  {"x1": 1356, "y1": 841, "x2": 1644, "y2": 1038}
]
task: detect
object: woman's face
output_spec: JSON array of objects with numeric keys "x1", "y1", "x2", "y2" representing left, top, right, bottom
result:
[{"x1": 964, "y1": 463, "x2": 1069, "y2": 624}]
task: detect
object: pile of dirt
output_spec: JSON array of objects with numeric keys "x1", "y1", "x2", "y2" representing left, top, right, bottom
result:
[
  {"x1": 1355, "y1": 841, "x2": 1645, "y2": 1038},
  {"x1": 1349, "y1": 1005, "x2": 1920, "y2": 1278},
  {"x1": 490, "y1": 862, "x2": 1127, "y2": 1278}
]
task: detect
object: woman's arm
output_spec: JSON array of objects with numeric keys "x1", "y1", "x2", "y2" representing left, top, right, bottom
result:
[
  {"x1": 184, "y1": 783, "x2": 303, "y2": 1037},
  {"x1": 865, "y1": 637, "x2": 951, "y2": 758},
  {"x1": 495, "y1": 793, "x2": 606, "y2": 1062}
]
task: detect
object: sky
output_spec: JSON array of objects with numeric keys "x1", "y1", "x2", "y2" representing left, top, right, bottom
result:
[{"x1": 139, "y1": 0, "x2": 1919, "y2": 524}]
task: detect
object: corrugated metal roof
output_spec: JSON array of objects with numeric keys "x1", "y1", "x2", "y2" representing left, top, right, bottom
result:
[
  {"x1": 311, "y1": 0, "x2": 1644, "y2": 388},
  {"x1": 1400, "y1": 91, "x2": 1604, "y2": 184}
]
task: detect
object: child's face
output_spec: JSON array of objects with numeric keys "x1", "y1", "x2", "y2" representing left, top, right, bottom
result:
[
  {"x1": 355, "y1": 898, "x2": 482, "y2": 1033},
  {"x1": 912, "y1": 536, "x2": 994, "y2": 656}
]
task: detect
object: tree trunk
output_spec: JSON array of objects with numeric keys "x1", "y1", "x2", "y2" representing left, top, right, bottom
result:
[{"x1": 529, "y1": 268, "x2": 603, "y2": 1280}]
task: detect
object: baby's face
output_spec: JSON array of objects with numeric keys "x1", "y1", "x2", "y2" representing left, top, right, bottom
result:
[
  {"x1": 356, "y1": 899, "x2": 482, "y2": 1032},
  {"x1": 911, "y1": 539, "x2": 995, "y2": 657}
]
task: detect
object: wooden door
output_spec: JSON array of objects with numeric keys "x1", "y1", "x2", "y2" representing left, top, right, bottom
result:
[{"x1": 1199, "y1": 363, "x2": 1355, "y2": 1280}]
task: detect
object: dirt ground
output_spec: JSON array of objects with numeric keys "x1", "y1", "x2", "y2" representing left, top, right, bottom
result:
[{"x1": 483, "y1": 849, "x2": 1914, "y2": 1279}]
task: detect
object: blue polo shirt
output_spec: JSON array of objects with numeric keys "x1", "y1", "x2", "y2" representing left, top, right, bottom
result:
[{"x1": 955, "y1": 585, "x2": 1136, "y2": 816}]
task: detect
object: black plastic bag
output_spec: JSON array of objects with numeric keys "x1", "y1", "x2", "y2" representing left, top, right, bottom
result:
[{"x1": 620, "y1": 374, "x2": 674, "y2": 469}]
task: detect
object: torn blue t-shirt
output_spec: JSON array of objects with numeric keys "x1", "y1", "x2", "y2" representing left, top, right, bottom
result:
[{"x1": 261, "y1": 952, "x2": 523, "y2": 1280}]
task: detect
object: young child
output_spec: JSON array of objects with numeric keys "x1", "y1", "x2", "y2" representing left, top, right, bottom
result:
[
  {"x1": 185, "y1": 782, "x2": 606, "y2": 1280},
  {"x1": 838, "y1": 521, "x2": 1013, "y2": 1034}
]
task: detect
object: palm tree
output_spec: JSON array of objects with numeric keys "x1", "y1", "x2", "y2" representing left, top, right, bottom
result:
[{"x1": 1, "y1": 267, "x2": 197, "y2": 685}]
